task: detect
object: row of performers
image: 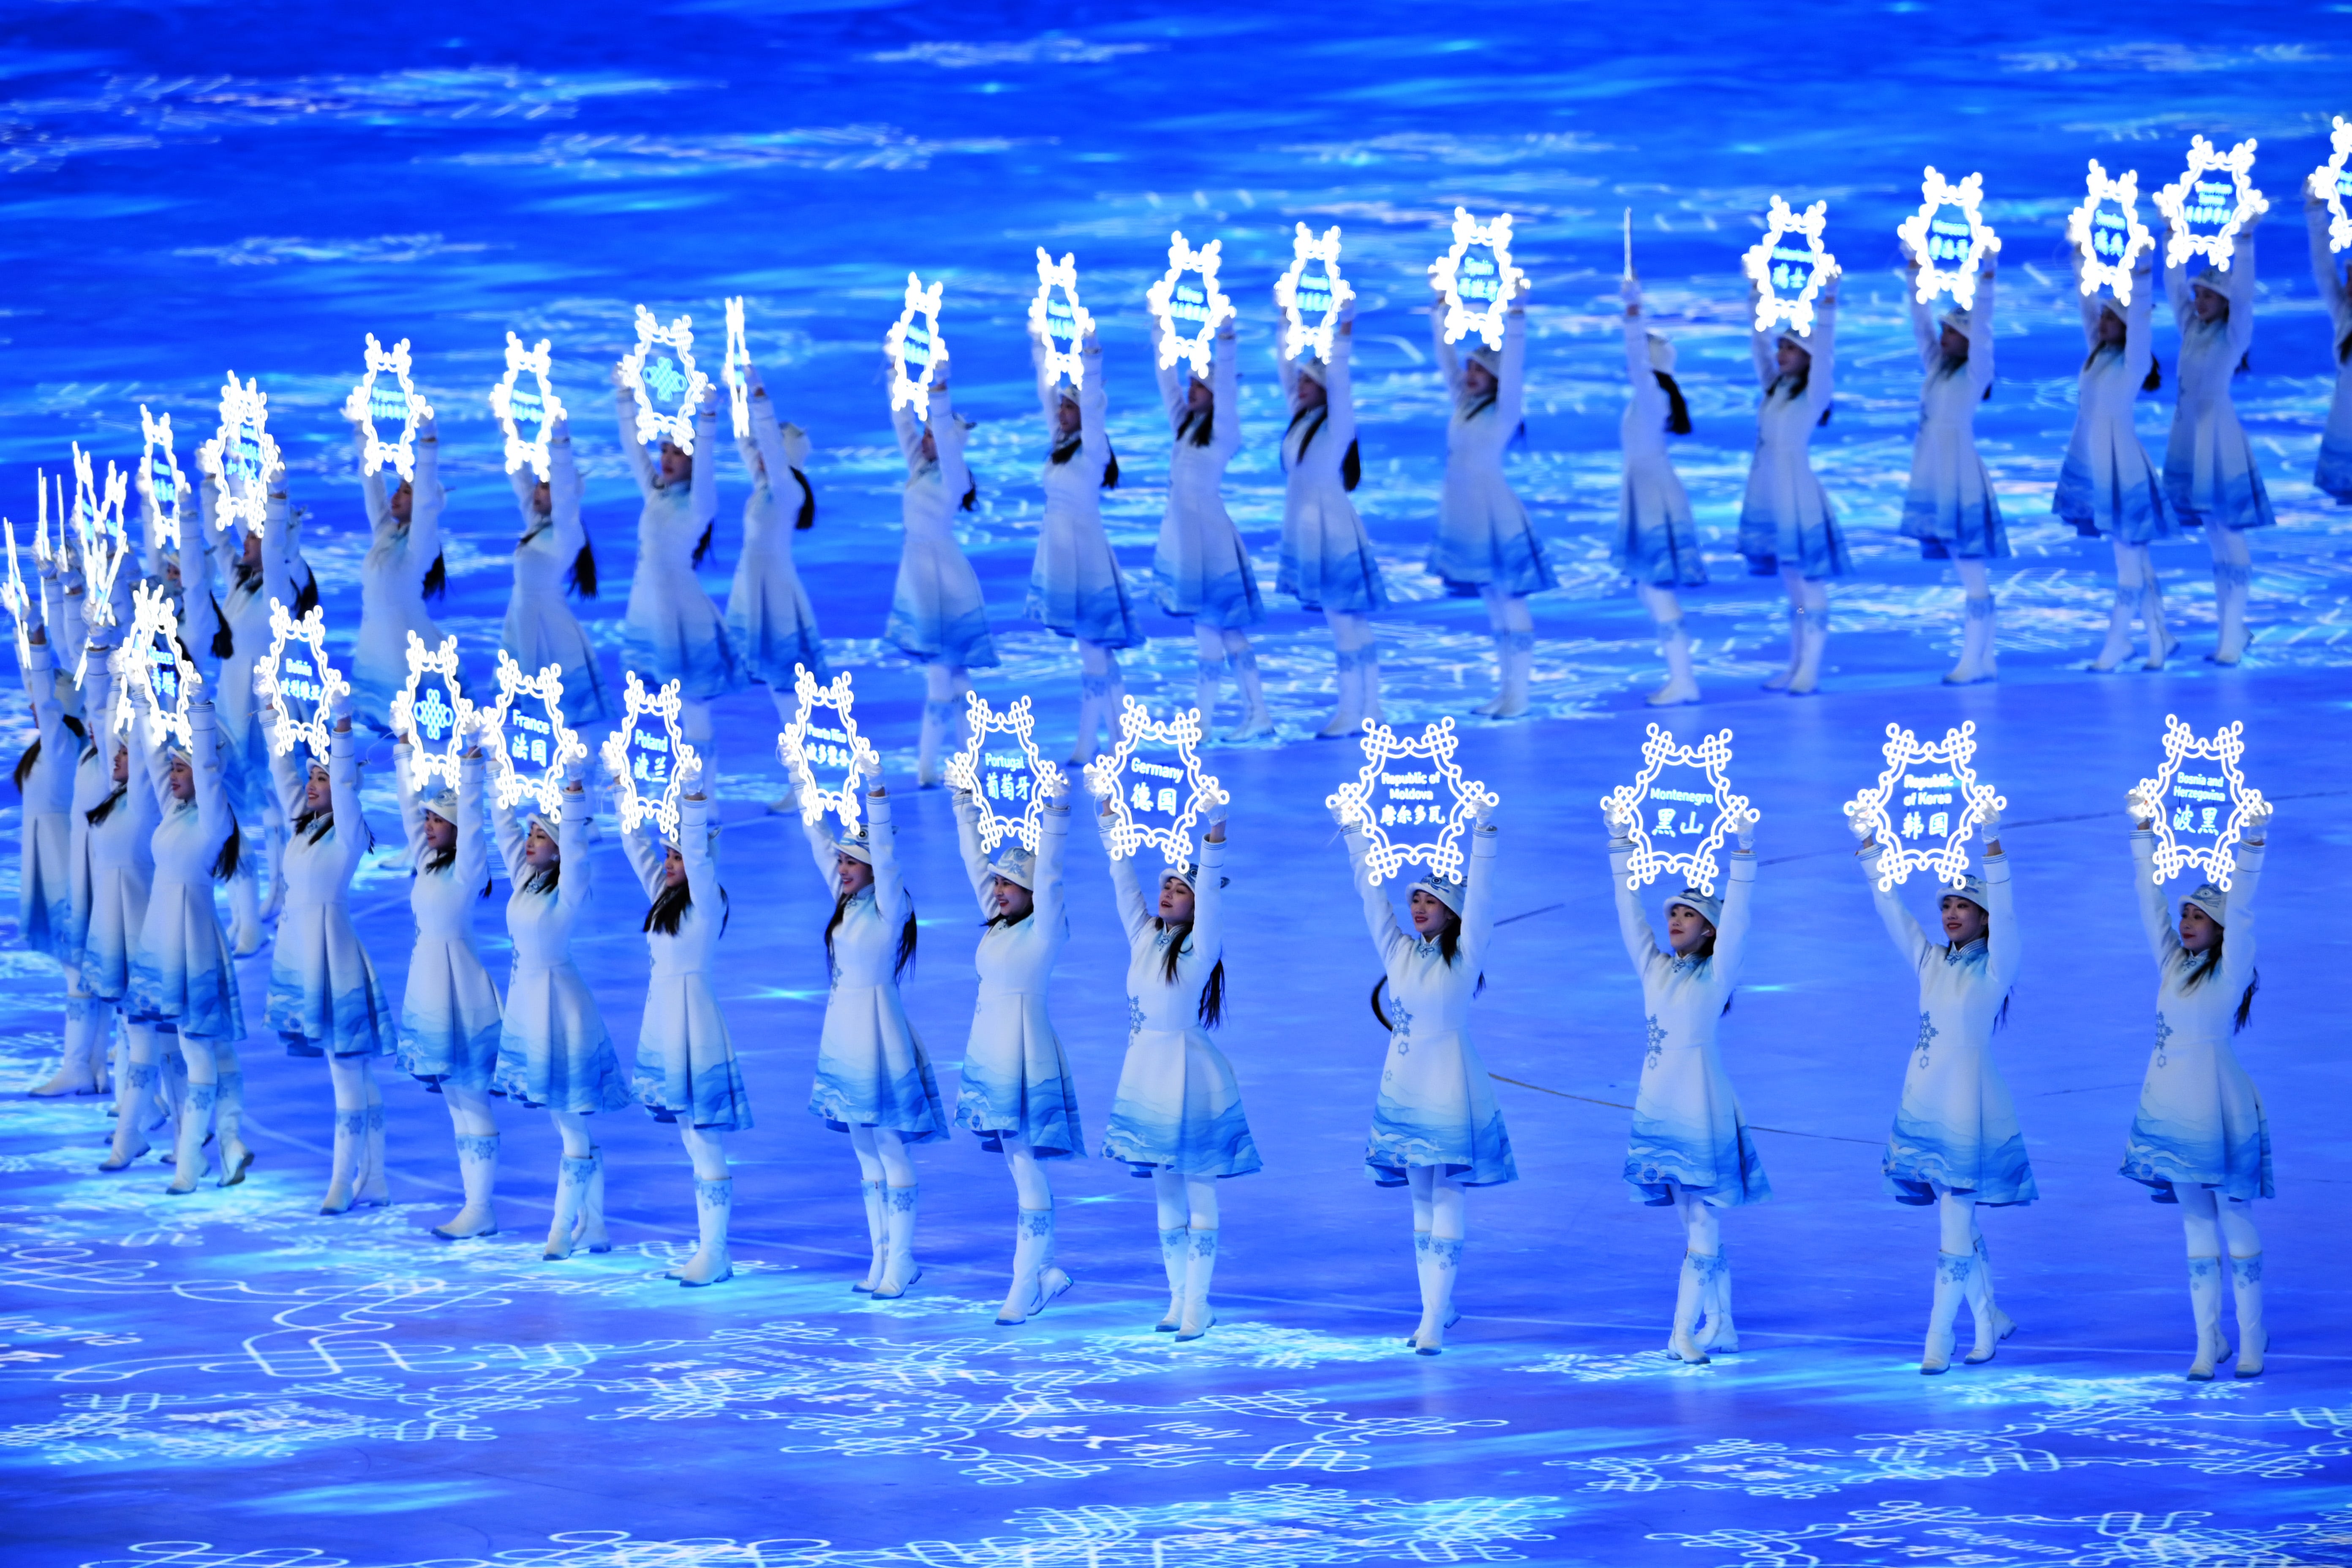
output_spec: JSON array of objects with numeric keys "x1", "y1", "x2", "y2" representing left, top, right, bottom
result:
[
  {"x1": 12, "y1": 580, "x2": 2277, "y2": 1375},
  {"x1": 81, "y1": 191, "x2": 2352, "y2": 791}
]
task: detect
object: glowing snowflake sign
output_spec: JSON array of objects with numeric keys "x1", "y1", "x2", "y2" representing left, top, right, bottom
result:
[
  {"x1": 117, "y1": 581, "x2": 200, "y2": 751},
  {"x1": 342, "y1": 334, "x2": 435, "y2": 481},
  {"x1": 2, "y1": 520, "x2": 30, "y2": 670},
  {"x1": 2067, "y1": 161, "x2": 2157, "y2": 306},
  {"x1": 719, "y1": 296, "x2": 753, "y2": 441},
  {"x1": 489, "y1": 332, "x2": 565, "y2": 482},
  {"x1": 601, "y1": 670, "x2": 701, "y2": 841},
  {"x1": 72, "y1": 451, "x2": 131, "y2": 656},
  {"x1": 1597, "y1": 724, "x2": 1756, "y2": 896},
  {"x1": 138, "y1": 405, "x2": 185, "y2": 554},
  {"x1": 618, "y1": 305, "x2": 710, "y2": 454},
  {"x1": 2130, "y1": 714, "x2": 2267, "y2": 892},
  {"x1": 2154, "y1": 135, "x2": 2268, "y2": 272},
  {"x1": 483, "y1": 651, "x2": 586, "y2": 817},
  {"x1": 1429, "y1": 207, "x2": 1523, "y2": 350},
  {"x1": 778, "y1": 664, "x2": 880, "y2": 833},
  {"x1": 2311, "y1": 115, "x2": 2352, "y2": 255},
  {"x1": 945, "y1": 692, "x2": 1066, "y2": 855},
  {"x1": 259, "y1": 598, "x2": 348, "y2": 764},
  {"x1": 886, "y1": 272, "x2": 946, "y2": 423},
  {"x1": 1896, "y1": 167, "x2": 2001, "y2": 309},
  {"x1": 1147, "y1": 230, "x2": 1236, "y2": 379},
  {"x1": 202, "y1": 371, "x2": 278, "y2": 537},
  {"x1": 1843, "y1": 721, "x2": 2006, "y2": 892},
  {"x1": 1276, "y1": 223, "x2": 1354, "y2": 364},
  {"x1": 389, "y1": 631, "x2": 473, "y2": 795},
  {"x1": 1743, "y1": 196, "x2": 1838, "y2": 338},
  {"x1": 1083, "y1": 697, "x2": 1228, "y2": 866},
  {"x1": 1029, "y1": 249, "x2": 1095, "y2": 389},
  {"x1": 1326, "y1": 716, "x2": 1498, "y2": 888}
]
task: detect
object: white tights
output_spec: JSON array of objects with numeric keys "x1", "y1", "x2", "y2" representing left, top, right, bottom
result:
[
  {"x1": 1407, "y1": 1165, "x2": 1465, "y2": 1240},
  {"x1": 1936, "y1": 1187, "x2": 1979, "y2": 1255},
  {"x1": 1000, "y1": 1133, "x2": 1053, "y2": 1210},
  {"x1": 2177, "y1": 1184, "x2": 2260, "y2": 1259},
  {"x1": 1953, "y1": 558, "x2": 1990, "y2": 601},
  {"x1": 1670, "y1": 1183, "x2": 1720, "y2": 1253},
  {"x1": 325, "y1": 1054, "x2": 380, "y2": 1118},
  {"x1": 1478, "y1": 585, "x2": 1531, "y2": 640},
  {"x1": 847, "y1": 1123, "x2": 915, "y2": 1187},
  {"x1": 681, "y1": 697, "x2": 714, "y2": 796},
  {"x1": 681, "y1": 1123, "x2": 730, "y2": 1181},
  {"x1": 549, "y1": 1108, "x2": 593, "y2": 1159},
  {"x1": 443, "y1": 1084, "x2": 497, "y2": 1139},
  {"x1": 1152, "y1": 1168, "x2": 1218, "y2": 1233}
]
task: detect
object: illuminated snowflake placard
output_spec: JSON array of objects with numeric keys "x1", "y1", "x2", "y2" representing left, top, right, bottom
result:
[
  {"x1": 1083, "y1": 697, "x2": 1228, "y2": 866},
  {"x1": 600, "y1": 670, "x2": 702, "y2": 841},
  {"x1": 2130, "y1": 714, "x2": 2267, "y2": 892},
  {"x1": 201, "y1": 371, "x2": 278, "y2": 537},
  {"x1": 389, "y1": 630, "x2": 472, "y2": 795},
  {"x1": 1276, "y1": 223, "x2": 1354, "y2": 364},
  {"x1": 1843, "y1": 721, "x2": 2006, "y2": 892},
  {"x1": 259, "y1": 597, "x2": 348, "y2": 764},
  {"x1": 490, "y1": 332, "x2": 565, "y2": 482},
  {"x1": 483, "y1": 650, "x2": 586, "y2": 817},
  {"x1": 2311, "y1": 115, "x2": 2352, "y2": 255},
  {"x1": 2066, "y1": 160, "x2": 2157, "y2": 306},
  {"x1": 342, "y1": 333, "x2": 435, "y2": 481},
  {"x1": 720, "y1": 296, "x2": 753, "y2": 442},
  {"x1": 944, "y1": 692, "x2": 1066, "y2": 855},
  {"x1": 138, "y1": 405, "x2": 185, "y2": 555},
  {"x1": 778, "y1": 663, "x2": 881, "y2": 832},
  {"x1": 1324, "y1": 716, "x2": 1497, "y2": 887},
  {"x1": 2, "y1": 520, "x2": 30, "y2": 670},
  {"x1": 886, "y1": 272, "x2": 946, "y2": 423},
  {"x1": 1146, "y1": 230, "x2": 1236, "y2": 379},
  {"x1": 618, "y1": 305, "x2": 711, "y2": 454},
  {"x1": 72, "y1": 449, "x2": 131, "y2": 659},
  {"x1": 1030, "y1": 249, "x2": 1095, "y2": 389},
  {"x1": 2154, "y1": 135, "x2": 2268, "y2": 272},
  {"x1": 1895, "y1": 167, "x2": 2001, "y2": 310},
  {"x1": 117, "y1": 581, "x2": 200, "y2": 751},
  {"x1": 1742, "y1": 196, "x2": 1838, "y2": 338},
  {"x1": 1597, "y1": 724, "x2": 1756, "y2": 896},
  {"x1": 1429, "y1": 207, "x2": 1524, "y2": 350}
]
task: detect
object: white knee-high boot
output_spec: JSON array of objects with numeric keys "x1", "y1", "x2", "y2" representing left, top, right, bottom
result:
[
  {"x1": 1964, "y1": 1231, "x2": 2013, "y2": 1363},
  {"x1": 2141, "y1": 567, "x2": 2175, "y2": 670},
  {"x1": 2210, "y1": 560, "x2": 2252, "y2": 664},
  {"x1": 2229, "y1": 1253, "x2": 2265, "y2": 1377},
  {"x1": 1229, "y1": 650, "x2": 1271, "y2": 739},
  {"x1": 1409, "y1": 1235, "x2": 1463, "y2": 1355},
  {"x1": 2186, "y1": 1254, "x2": 2228, "y2": 1379},
  {"x1": 1946, "y1": 593, "x2": 1996, "y2": 684},
  {"x1": 544, "y1": 1154, "x2": 594, "y2": 1260},
  {"x1": 1175, "y1": 1227, "x2": 1218, "y2": 1341},
  {"x1": 1157, "y1": 1222, "x2": 1189, "y2": 1331},
  {"x1": 1699, "y1": 1247, "x2": 1737, "y2": 1353},
  {"x1": 1318, "y1": 646, "x2": 1361, "y2": 738},
  {"x1": 2092, "y1": 585, "x2": 2136, "y2": 672},
  {"x1": 873, "y1": 1183, "x2": 920, "y2": 1298},
  {"x1": 854, "y1": 1179, "x2": 886, "y2": 1293},
  {"x1": 1649, "y1": 618, "x2": 1699, "y2": 706},
  {"x1": 165, "y1": 1080, "x2": 215, "y2": 1194},
  {"x1": 996, "y1": 1207, "x2": 1056, "y2": 1326},
  {"x1": 1670, "y1": 1251, "x2": 1713, "y2": 1364},
  {"x1": 672, "y1": 1177, "x2": 734, "y2": 1287},
  {"x1": 101, "y1": 1044, "x2": 154, "y2": 1170},
  {"x1": 579, "y1": 1146, "x2": 610, "y2": 1252},
  {"x1": 434, "y1": 1134, "x2": 500, "y2": 1239},
  {"x1": 1922, "y1": 1251, "x2": 1975, "y2": 1375}
]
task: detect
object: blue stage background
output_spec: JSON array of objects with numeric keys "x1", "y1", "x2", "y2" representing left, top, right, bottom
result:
[{"x1": 3, "y1": 3, "x2": 2351, "y2": 1564}]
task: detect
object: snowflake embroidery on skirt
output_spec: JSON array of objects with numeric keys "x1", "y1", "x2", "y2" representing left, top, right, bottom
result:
[
  {"x1": 2154, "y1": 1012, "x2": 2174, "y2": 1067},
  {"x1": 1127, "y1": 995, "x2": 1145, "y2": 1037},
  {"x1": 1645, "y1": 1015, "x2": 1668, "y2": 1069},
  {"x1": 1914, "y1": 1012, "x2": 1939, "y2": 1068}
]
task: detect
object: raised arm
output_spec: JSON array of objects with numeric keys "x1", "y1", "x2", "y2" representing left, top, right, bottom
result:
[
  {"x1": 2073, "y1": 253, "x2": 2105, "y2": 350},
  {"x1": 1715, "y1": 848, "x2": 1757, "y2": 983},
  {"x1": 1076, "y1": 338, "x2": 1109, "y2": 469},
  {"x1": 1190, "y1": 831, "x2": 1228, "y2": 965},
  {"x1": 1150, "y1": 315, "x2": 1187, "y2": 433},
  {"x1": 1030, "y1": 330, "x2": 1064, "y2": 434},
  {"x1": 1325, "y1": 323, "x2": 1357, "y2": 450},
  {"x1": 1608, "y1": 832, "x2": 1669, "y2": 977},
  {"x1": 1209, "y1": 327, "x2": 1241, "y2": 459},
  {"x1": 1430, "y1": 299, "x2": 1464, "y2": 395},
  {"x1": 547, "y1": 418, "x2": 585, "y2": 562},
  {"x1": 1032, "y1": 796, "x2": 1069, "y2": 936},
  {"x1": 130, "y1": 681, "x2": 173, "y2": 814},
  {"x1": 931, "y1": 372, "x2": 971, "y2": 498},
  {"x1": 2310, "y1": 190, "x2": 2350, "y2": 326},
  {"x1": 799, "y1": 803, "x2": 844, "y2": 898},
  {"x1": 1805, "y1": 282, "x2": 1839, "y2": 416},
  {"x1": 407, "y1": 414, "x2": 445, "y2": 569},
  {"x1": 2221, "y1": 225, "x2": 2259, "y2": 362},
  {"x1": 1272, "y1": 286, "x2": 1301, "y2": 406},
  {"x1": 1906, "y1": 266, "x2": 1941, "y2": 370},
  {"x1": 1982, "y1": 849, "x2": 2019, "y2": 993},
  {"x1": 1964, "y1": 267, "x2": 1997, "y2": 395},
  {"x1": 867, "y1": 791, "x2": 904, "y2": 921},
  {"x1": 1342, "y1": 822, "x2": 1411, "y2": 967},
  {"x1": 2123, "y1": 261, "x2": 2158, "y2": 389},
  {"x1": 189, "y1": 698, "x2": 230, "y2": 850},
  {"x1": 1749, "y1": 285, "x2": 1780, "y2": 389},
  {"x1": 2163, "y1": 252, "x2": 2194, "y2": 323},
  {"x1": 619, "y1": 801, "x2": 665, "y2": 902},
  {"x1": 261, "y1": 469, "x2": 297, "y2": 612},
  {"x1": 353, "y1": 420, "x2": 392, "y2": 536},
  {"x1": 678, "y1": 783, "x2": 719, "y2": 916},
  {"x1": 690, "y1": 390, "x2": 721, "y2": 531},
  {"x1": 454, "y1": 749, "x2": 488, "y2": 893},
  {"x1": 487, "y1": 772, "x2": 530, "y2": 882},
  {"x1": 2220, "y1": 832, "x2": 2262, "y2": 991},
  {"x1": 614, "y1": 382, "x2": 659, "y2": 498},
  {"x1": 890, "y1": 395, "x2": 927, "y2": 470},
  {"x1": 748, "y1": 367, "x2": 793, "y2": 493},
  {"x1": 548, "y1": 782, "x2": 588, "y2": 912},
  {"x1": 1495, "y1": 307, "x2": 1528, "y2": 430},
  {"x1": 1097, "y1": 803, "x2": 1154, "y2": 945},
  {"x1": 1458, "y1": 821, "x2": 1498, "y2": 969},
  {"x1": 327, "y1": 719, "x2": 364, "y2": 881},
  {"x1": 951, "y1": 789, "x2": 995, "y2": 912},
  {"x1": 1860, "y1": 845, "x2": 1934, "y2": 967},
  {"x1": 392, "y1": 740, "x2": 427, "y2": 857},
  {"x1": 264, "y1": 706, "x2": 308, "y2": 822}
]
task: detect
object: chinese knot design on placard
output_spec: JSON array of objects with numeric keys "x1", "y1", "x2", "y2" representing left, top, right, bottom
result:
[
  {"x1": 1326, "y1": 716, "x2": 1497, "y2": 888},
  {"x1": 779, "y1": 664, "x2": 880, "y2": 832},
  {"x1": 602, "y1": 670, "x2": 700, "y2": 841},
  {"x1": 484, "y1": 651, "x2": 586, "y2": 817},
  {"x1": 2132, "y1": 714, "x2": 2266, "y2": 892},
  {"x1": 1429, "y1": 207, "x2": 1523, "y2": 350},
  {"x1": 1743, "y1": 196, "x2": 1838, "y2": 338},
  {"x1": 1844, "y1": 721, "x2": 2005, "y2": 892},
  {"x1": 1084, "y1": 697, "x2": 1227, "y2": 866},
  {"x1": 390, "y1": 631, "x2": 472, "y2": 795},
  {"x1": 1597, "y1": 724, "x2": 1754, "y2": 896},
  {"x1": 2068, "y1": 160, "x2": 2158, "y2": 305},
  {"x1": 945, "y1": 692, "x2": 1064, "y2": 855}
]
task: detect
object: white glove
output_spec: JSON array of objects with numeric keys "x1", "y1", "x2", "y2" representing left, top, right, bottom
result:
[
  {"x1": 1206, "y1": 792, "x2": 1229, "y2": 827},
  {"x1": 1328, "y1": 799, "x2": 1354, "y2": 829},
  {"x1": 2125, "y1": 788, "x2": 2153, "y2": 828},
  {"x1": 2242, "y1": 802, "x2": 2273, "y2": 841},
  {"x1": 326, "y1": 683, "x2": 352, "y2": 724},
  {"x1": 1846, "y1": 807, "x2": 1875, "y2": 844},
  {"x1": 1735, "y1": 810, "x2": 1756, "y2": 853},
  {"x1": 1601, "y1": 801, "x2": 1631, "y2": 839},
  {"x1": 1977, "y1": 799, "x2": 2003, "y2": 837},
  {"x1": 1473, "y1": 796, "x2": 1496, "y2": 831}
]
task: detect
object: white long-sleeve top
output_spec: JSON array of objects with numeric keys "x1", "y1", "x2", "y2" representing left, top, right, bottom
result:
[
  {"x1": 1154, "y1": 325, "x2": 1241, "y2": 515},
  {"x1": 803, "y1": 795, "x2": 911, "y2": 994},
  {"x1": 269, "y1": 725, "x2": 366, "y2": 915},
  {"x1": 1035, "y1": 336, "x2": 1111, "y2": 523},
  {"x1": 354, "y1": 419, "x2": 445, "y2": 691},
  {"x1": 1865, "y1": 849, "x2": 2019, "y2": 1070},
  {"x1": 1620, "y1": 297, "x2": 1673, "y2": 470},
  {"x1": 617, "y1": 387, "x2": 719, "y2": 597},
  {"x1": 1612, "y1": 849, "x2": 1753, "y2": 1057},
  {"x1": 395, "y1": 744, "x2": 490, "y2": 948},
  {"x1": 736, "y1": 392, "x2": 814, "y2": 570},
  {"x1": 1105, "y1": 834, "x2": 1225, "y2": 1033},
  {"x1": 139, "y1": 697, "x2": 232, "y2": 901},
  {"x1": 493, "y1": 782, "x2": 592, "y2": 975},
  {"x1": 17, "y1": 638, "x2": 80, "y2": 821},
  {"x1": 1277, "y1": 331, "x2": 1356, "y2": 511},
  {"x1": 2072, "y1": 259, "x2": 2158, "y2": 444},
  {"x1": 2133, "y1": 834, "x2": 2259, "y2": 1054},
  {"x1": 1751, "y1": 290, "x2": 1838, "y2": 454},
  {"x1": 956, "y1": 795, "x2": 1069, "y2": 1007},
  {"x1": 2167, "y1": 231, "x2": 2257, "y2": 422},
  {"x1": 1911, "y1": 272, "x2": 1995, "y2": 429},
  {"x1": 506, "y1": 420, "x2": 587, "y2": 623},
  {"x1": 2306, "y1": 195, "x2": 2352, "y2": 456},
  {"x1": 896, "y1": 386, "x2": 972, "y2": 532},
  {"x1": 220, "y1": 478, "x2": 306, "y2": 749},
  {"x1": 1349, "y1": 824, "x2": 1496, "y2": 1046},
  {"x1": 1433, "y1": 303, "x2": 1527, "y2": 473},
  {"x1": 623, "y1": 790, "x2": 721, "y2": 981}
]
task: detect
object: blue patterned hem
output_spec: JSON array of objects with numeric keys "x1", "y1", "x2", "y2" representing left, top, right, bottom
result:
[
  {"x1": 2317, "y1": 434, "x2": 2352, "y2": 503},
  {"x1": 634, "y1": 1058, "x2": 754, "y2": 1133},
  {"x1": 2120, "y1": 1115, "x2": 2273, "y2": 1203},
  {"x1": 2164, "y1": 459, "x2": 2276, "y2": 532},
  {"x1": 808, "y1": 1071, "x2": 946, "y2": 1144},
  {"x1": 1736, "y1": 510, "x2": 1850, "y2": 581},
  {"x1": 1622, "y1": 1119, "x2": 1771, "y2": 1207},
  {"x1": 886, "y1": 601, "x2": 999, "y2": 670},
  {"x1": 622, "y1": 625, "x2": 745, "y2": 702},
  {"x1": 1429, "y1": 526, "x2": 1554, "y2": 598},
  {"x1": 2053, "y1": 457, "x2": 2177, "y2": 543},
  {"x1": 1363, "y1": 1106, "x2": 1517, "y2": 1188},
  {"x1": 1278, "y1": 546, "x2": 1390, "y2": 614},
  {"x1": 1900, "y1": 495, "x2": 2009, "y2": 559},
  {"x1": 1884, "y1": 1123, "x2": 2038, "y2": 1208},
  {"x1": 1154, "y1": 562, "x2": 1265, "y2": 631},
  {"x1": 1101, "y1": 1101, "x2": 1261, "y2": 1179},
  {"x1": 490, "y1": 1033, "x2": 634, "y2": 1113},
  {"x1": 729, "y1": 610, "x2": 829, "y2": 687},
  {"x1": 953, "y1": 1078, "x2": 1081, "y2": 1160},
  {"x1": 1026, "y1": 580, "x2": 1144, "y2": 650},
  {"x1": 395, "y1": 1017, "x2": 503, "y2": 1094}
]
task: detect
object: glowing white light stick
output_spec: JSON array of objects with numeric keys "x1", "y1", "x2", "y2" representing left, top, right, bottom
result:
[
  {"x1": 489, "y1": 332, "x2": 565, "y2": 482},
  {"x1": 1327, "y1": 716, "x2": 1498, "y2": 888},
  {"x1": 2154, "y1": 135, "x2": 2268, "y2": 272},
  {"x1": 201, "y1": 371, "x2": 278, "y2": 538},
  {"x1": 2130, "y1": 715, "x2": 2267, "y2": 892},
  {"x1": 1429, "y1": 207, "x2": 1524, "y2": 350},
  {"x1": 1895, "y1": 167, "x2": 2001, "y2": 309},
  {"x1": 2, "y1": 520, "x2": 28, "y2": 670},
  {"x1": 2066, "y1": 161, "x2": 2156, "y2": 305},
  {"x1": 138, "y1": 406, "x2": 185, "y2": 555},
  {"x1": 74, "y1": 453, "x2": 131, "y2": 674},
  {"x1": 482, "y1": 651, "x2": 585, "y2": 817},
  {"x1": 117, "y1": 581, "x2": 200, "y2": 751},
  {"x1": 886, "y1": 272, "x2": 947, "y2": 423},
  {"x1": 1146, "y1": 230, "x2": 1236, "y2": 379},
  {"x1": 721, "y1": 296, "x2": 752, "y2": 441},
  {"x1": 1083, "y1": 697, "x2": 1228, "y2": 868},
  {"x1": 617, "y1": 305, "x2": 711, "y2": 454},
  {"x1": 601, "y1": 670, "x2": 701, "y2": 841},
  {"x1": 1029, "y1": 250, "x2": 1094, "y2": 389},
  {"x1": 258, "y1": 598, "x2": 348, "y2": 764},
  {"x1": 1275, "y1": 223, "x2": 1354, "y2": 365},
  {"x1": 1597, "y1": 724, "x2": 1757, "y2": 895},
  {"x1": 1742, "y1": 196, "x2": 1838, "y2": 338},
  {"x1": 342, "y1": 334, "x2": 435, "y2": 481},
  {"x1": 1843, "y1": 721, "x2": 2005, "y2": 891},
  {"x1": 2311, "y1": 116, "x2": 2352, "y2": 255},
  {"x1": 944, "y1": 692, "x2": 1067, "y2": 855},
  {"x1": 389, "y1": 631, "x2": 473, "y2": 795},
  {"x1": 778, "y1": 664, "x2": 880, "y2": 832}
]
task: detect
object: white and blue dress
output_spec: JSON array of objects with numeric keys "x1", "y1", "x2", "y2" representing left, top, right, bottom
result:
[
  {"x1": 623, "y1": 790, "x2": 751, "y2": 1131},
  {"x1": 490, "y1": 786, "x2": 629, "y2": 1112},
  {"x1": 2054, "y1": 264, "x2": 2175, "y2": 542},
  {"x1": 217, "y1": 481, "x2": 310, "y2": 820},
  {"x1": 503, "y1": 422, "x2": 611, "y2": 727},
  {"x1": 128, "y1": 702, "x2": 243, "y2": 1042},
  {"x1": 618, "y1": 389, "x2": 742, "y2": 701},
  {"x1": 1276, "y1": 334, "x2": 1385, "y2": 612},
  {"x1": 1348, "y1": 822, "x2": 1514, "y2": 1186},
  {"x1": 1028, "y1": 338, "x2": 1141, "y2": 648},
  {"x1": 1151, "y1": 326, "x2": 1261, "y2": 629},
  {"x1": 1862, "y1": 847, "x2": 2035, "y2": 1207},
  {"x1": 802, "y1": 795, "x2": 947, "y2": 1139},
  {"x1": 2307, "y1": 194, "x2": 2352, "y2": 503},
  {"x1": 885, "y1": 387, "x2": 998, "y2": 670},
  {"x1": 951, "y1": 793, "x2": 1081, "y2": 1157},
  {"x1": 1900, "y1": 274, "x2": 2006, "y2": 560},
  {"x1": 1610, "y1": 843, "x2": 1767, "y2": 1205},
  {"x1": 1099, "y1": 832, "x2": 1259, "y2": 1178},
  {"x1": 266, "y1": 728, "x2": 391, "y2": 1057},
  {"x1": 73, "y1": 659, "x2": 155, "y2": 1015},
  {"x1": 392, "y1": 746, "x2": 502, "y2": 1091},
  {"x1": 351, "y1": 421, "x2": 445, "y2": 729},
  {"x1": 1429, "y1": 304, "x2": 1551, "y2": 596},
  {"x1": 729, "y1": 398, "x2": 827, "y2": 685},
  {"x1": 2121, "y1": 835, "x2": 2270, "y2": 1202},
  {"x1": 1614, "y1": 297, "x2": 1706, "y2": 588},
  {"x1": 2164, "y1": 233, "x2": 2274, "y2": 531},
  {"x1": 14, "y1": 640, "x2": 81, "y2": 963},
  {"x1": 1738, "y1": 289, "x2": 1848, "y2": 579}
]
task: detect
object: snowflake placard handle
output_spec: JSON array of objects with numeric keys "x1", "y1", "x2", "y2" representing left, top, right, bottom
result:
[
  {"x1": 779, "y1": 663, "x2": 880, "y2": 832},
  {"x1": 2132, "y1": 714, "x2": 2266, "y2": 891},
  {"x1": 1596, "y1": 724, "x2": 1755, "y2": 896},
  {"x1": 1083, "y1": 697, "x2": 1227, "y2": 864},
  {"x1": 1842, "y1": 721, "x2": 2004, "y2": 892},
  {"x1": 945, "y1": 691, "x2": 1065, "y2": 855},
  {"x1": 1326, "y1": 716, "x2": 1497, "y2": 887}
]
